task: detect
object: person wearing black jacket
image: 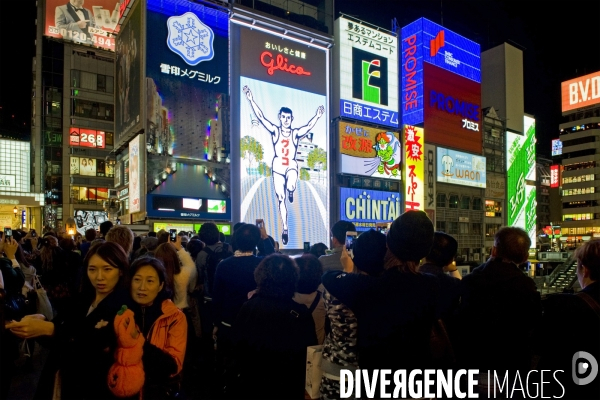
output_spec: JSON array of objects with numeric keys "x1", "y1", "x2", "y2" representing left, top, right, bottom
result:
[
  {"x1": 536, "y1": 239, "x2": 600, "y2": 399},
  {"x1": 322, "y1": 210, "x2": 439, "y2": 374},
  {"x1": 454, "y1": 227, "x2": 541, "y2": 393}
]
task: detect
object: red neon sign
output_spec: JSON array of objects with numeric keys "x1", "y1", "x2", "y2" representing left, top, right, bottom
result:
[
  {"x1": 260, "y1": 51, "x2": 311, "y2": 77},
  {"x1": 550, "y1": 165, "x2": 559, "y2": 188}
]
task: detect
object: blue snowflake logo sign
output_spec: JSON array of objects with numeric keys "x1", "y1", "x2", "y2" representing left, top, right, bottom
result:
[{"x1": 167, "y1": 12, "x2": 215, "y2": 66}]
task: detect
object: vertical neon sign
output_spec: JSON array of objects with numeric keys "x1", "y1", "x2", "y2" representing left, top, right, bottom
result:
[{"x1": 404, "y1": 125, "x2": 425, "y2": 210}]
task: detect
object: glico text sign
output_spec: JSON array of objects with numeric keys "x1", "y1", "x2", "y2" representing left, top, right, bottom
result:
[
  {"x1": 401, "y1": 17, "x2": 481, "y2": 126},
  {"x1": 424, "y1": 63, "x2": 481, "y2": 154},
  {"x1": 338, "y1": 121, "x2": 401, "y2": 180},
  {"x1": 506, "y1": 116, "x2": 536, "y2": 247},
  {"x1": 561, "y1": 70, "x2": 600, "y2": 112},
  {"x1": 339, "y1": 188, "x2": 402, "y2": 231},
  {"x1": 437, "y1": 147, "x2": 486, "y2": 188},
  {"x1": 334, "y1": 17, "x2": 399, "y2": 128},
  {"x1": 234, "y1": 23, "x2": 329, "y2": 250},
  {"x1": 44, "y1": 0, "x2": 120, "y2": 51},
  {"x1": 404, "y1": 125, "x2": 425, "y2": 210}
]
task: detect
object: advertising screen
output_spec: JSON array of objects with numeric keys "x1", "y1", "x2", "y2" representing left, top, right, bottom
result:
[
  {"x1": 44, "y1": 0, "x2": 119, "y2": 51},
  {"x1": 506, "y1": 117, "x2": 536, "y2": 247},
  {"x1": 561, "y1": 70, "x2": 600, "y2": 112},
  {"x1": 74, "y1": 210, "x2": 109, "y2": 236},
  {"x1": 424, "y1": 144, "x2": 436, "y2": 212},
  {"x1": 0, "y1": 140, "x2": 30, "y2": 193},
  {"x1": 550, "y1": 165, "x2": 560, "y2": 188},
  {"x1": 339, "y1": 188, "x2": 402, "y2": 231},
  {"x1": 147, "y1": 195, "x2": 231, "y2": 220},
  {"x1": 234, "y1": 24, "x2": 329, "y2": 249},
  {"x1": 79, "y1": 157, "x2": 97, "y2": 176},
  {"x1": 404, "y1": 125, "x2": 425, "y2": 210},
  {"x1": 129, "y1": 134, "x2": 141, "y2": 213},
  {"x1": 551, "y1": 139, "x2": 562, "y2": 156},
  {"x1": 145, "y1": 0, "x2": 229, "y2": 160},
  {"x1": 486, "y1": 176, "x2": 505, "y2": 199},
  {"x1": 115, "y1": 0, "x2": 142, "y2": 147},
  {"x1": 423, "y1": 63, "x2": 481, "y2": 154},
  {"x1": 437, "y1": 147, "x2": 486, "y2": 188},
  {"x1": 69, "y1": 128, "x2": 106, "y2": 148},
  {"x1": 334, "y1": 17, "x2": 398, "y2": 128},
  {"x1": 338, "y1": 121, "x2": 401, "y2": 180}
]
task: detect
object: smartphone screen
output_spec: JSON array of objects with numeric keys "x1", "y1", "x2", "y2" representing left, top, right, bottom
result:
[
  {"x1": 345, "y1": 231, "x2": 357, "y2": 257},
  {"x1": 256, "y1": 219, "x2": 264, "y2": 229},
  {"x1": 169, "y1": 229, "x2": 177, "y2": 242},
  {"x1": 4, "y1": 227, "x2": 12, "y2": 241},
  {"x1": 303, "y1": 242, "x2": 310, "y2": 253}
]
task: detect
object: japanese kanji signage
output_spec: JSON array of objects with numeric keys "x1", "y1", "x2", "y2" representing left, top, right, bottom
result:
[
  {"x1": 506, "y1": 116, "x2": 536, "y2": 248},
  {"x1": 339, "y1": 188, "x2": 402, "y2": 232},
  {"x1": 550, "y1": 165, "x2": 560, "y2": 188},
  {"x1": 334, "y1": 17, "x2": 399, "y2": 128},
  {"x1": 437, "y1": 147, "x2": 486, "y2": 188},
  {"x1": 403, "y1": 125, "x2": 425, "y2": 211},
  {"x1": 44, "y1": 0, "x2": 120, "y2": 51},
  {"x1": 338, "y1": 121, "x2": 401, "y2": 180},
  {"x1": 233, "y1": 22, "x2": 330, "y2": 250},
  {"x1": 424, "y1": 144, "x2": 436, "y2": 211}
]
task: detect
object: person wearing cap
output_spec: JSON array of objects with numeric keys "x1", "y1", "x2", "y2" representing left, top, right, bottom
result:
[
  {"x1": 454, "y1": 227, "x2": 541, "y2": 392},
  {"x1": 319, "y1": 220, "x2": 356, "y2": 272},
  {"x1": 319, "y1": 229, "x2": 387, "y2": 400},
  {"x1": 420, "y1": 232, "x2": 462, "y2": 321},
  {"x1": 322, "y1": 210, "x2": 439, "y2": 374}
]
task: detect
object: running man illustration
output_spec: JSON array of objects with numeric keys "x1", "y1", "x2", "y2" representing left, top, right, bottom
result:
[{"x1": 243, "y1": 85, "x2": 325, "y2": 245}]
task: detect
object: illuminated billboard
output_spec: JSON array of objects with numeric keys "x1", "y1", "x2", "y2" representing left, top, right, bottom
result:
[
  {"x1": 129, "y1": 134, "x2": 141, "y2": 213},
  {"x1": 424, "y1": 144, "x2": 436, "y2": 219},
  {"x1": 145, "y1": 0, "x2": 229, "y2": 160},
  {"x1": 334, "y1": 17, "x2": 399, "y2": 128},
  {"x1": 44, "y1": 0, "x2": 119, "y2": 51},
  {"x1": 339, "y1": 188, "x2": 402, "y2": 231},
  {"x1": 437, "y1": 147, "x2": 486, "y2": 188},
  {"x1": 551, "y1": 139, "x2": 562, "y2": 156},
  {"x1": 404, "y1": 125, "x2": 425, "y2": 210},
  {"x1": 69, "y1": 128, "x2": 106, "y2": 148},
  {"x1": 338, "y1": 121, "x2": 401, "y2": 180},
  {"x1": 233, "y1": 24, "x2": 329, "y2": 249},
  {"x1": 561, "y1": 70, "x2": 600, "y2": 112},
  {"x1": 147, "y1": 195, "x2": 231, "y2": 220},
  {"x1": 0, "y1": 140, "x2": 30, "y2": 193},
  {"x1": 115, "y1": 0, "x2": 142, "y2": 147},
  {"x1": 423, "y1": 63, "x2": 481, "y2": 153},
  {"x1": 506, "y1": 116, "x2": 536, "y2": 247},
  {"x1": 401, "y1": 18, "x2": 480, "y2": 126},
  {"x1": 550, "y1": 165, "x2": 560, "y2": 188},
  {"x1": 74, "y1": 210, "x2": 109, "y2": 236}
]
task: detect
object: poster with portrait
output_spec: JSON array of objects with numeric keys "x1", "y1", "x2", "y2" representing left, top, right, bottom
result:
[
  {"x1": 70, "y1": 156, "x2": 80, "y2": 175},
  {"x1": 80, "y1": 157, "x2": 97, "y2": 176},
  {"x1": 74, "y1": 210, "x2": 109, "y2": 236}
]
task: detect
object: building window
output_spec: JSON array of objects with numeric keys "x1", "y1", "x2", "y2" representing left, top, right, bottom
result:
[
  {"x1": 486, "y1": 223, "x2": 502, "y2": 238},
  {"x1": 449, "y1": 194, "x2": 459, "y2": 209},
  {"x1": 485, "y1": 200, "x2": 502, "y2": 217},
  {"x1": 471, "y1": 223, "x2": 482, "y2": 235},
  {"x1": 436, "y1": 221, "x2": 446, "y2": 232},
  {"x1": 460, "y1": 196, "x2": 470, "y2": 210},
  {"x1": 563, "y1": 187, "x2": 595, "y2": 196},
  {"x1": 448, "y1": 221, "x2": 458, "y2": 234},
  {"x1": 437, "y1": 193, "x2": 446, "y2": 208},
  {"x1": 72, "y1": 99, "x2": 114, "y2": 121},
  {"x1": 459, "y1": 222, "x2": 469, "y2": 234},
  {"x1": 473, "y1": 197, "x2": 483, "y2": 210}
]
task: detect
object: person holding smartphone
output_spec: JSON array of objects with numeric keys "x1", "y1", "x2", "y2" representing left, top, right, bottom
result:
[{"x1": 318, "y1": 220, "x2": 357, "y2": 273}]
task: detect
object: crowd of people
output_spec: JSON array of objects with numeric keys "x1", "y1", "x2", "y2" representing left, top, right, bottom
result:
[{"x1": 0, "y1": 211, "x2": 598, "y2": 399}]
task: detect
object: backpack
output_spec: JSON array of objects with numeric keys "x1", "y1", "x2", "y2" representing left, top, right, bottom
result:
[{"x1": 202, "y1": 245, "x2": 233, "y2": 298}]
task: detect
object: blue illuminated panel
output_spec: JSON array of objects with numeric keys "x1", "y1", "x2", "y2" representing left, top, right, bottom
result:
[
  {"x1": 401, "y1": 20, "x2": 424, "y2": 126},
  {"x1": 339, "y1": 187, "x2": 402, "y2": 231}
]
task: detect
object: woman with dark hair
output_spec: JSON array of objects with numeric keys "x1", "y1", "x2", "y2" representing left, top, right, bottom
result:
[
  {"x1": 128, "y1": 257, "x2": 188, "y2": 398},
  {"x1": 309, "y1": 242, "x2": 328, "y2": 258},
  {"x1": 6, "y1": 241, "x2": 132, "y2": 399},
  {"x1": 294, "y1": 254, "x2": 326, "y2": 344},
  {"x1": 232, "y1": 254, "x2": 317, "y2": 399}
]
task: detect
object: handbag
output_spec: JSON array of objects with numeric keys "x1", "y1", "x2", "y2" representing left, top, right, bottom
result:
[
  {"x1": 34, "y1": 274, "x2": 54, "y2": 321},
  {"x1": 4, "y1": 290, "x2": 28, "y2": 322},
  {"x1": 305, "y1": 345, "x2": 324, "y2": 399}
]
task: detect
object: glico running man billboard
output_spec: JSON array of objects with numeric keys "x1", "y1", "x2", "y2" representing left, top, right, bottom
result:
[
  {"x1": 338, "y1": 121, "x2": 401, "y2": 180},
  {"x1": 233, "y1": 24, "x2": 330, "y2": 249},
  {"x1": 44, "y1": 0, "x2": 120, "y2": 51},
  {"x1": 506, "y1": 116, "x2": 536, "y2": 247},
  {"x1": 401, "y1": 17, "x2": 481, "y2": 126},
  {"x1": 334, "y1": 17, "x2": 399, "y2": 128}
]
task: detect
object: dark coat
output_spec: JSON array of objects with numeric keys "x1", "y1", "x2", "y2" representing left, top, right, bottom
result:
[
  {"x1": 232, "y1": 293, "x2": 317, "y2": 399},
  {"x1": 419, "y1": 262, "x2": 461, "y2": 320},
  {"x1": 34, "y1": 289, "x2": 133, "y2": 400},
  {"x1": 454, "y1": 257, "x2": 542, "y2": 372},
  {"x1": 536, "y1": 281, "x2": 600, "y2": 399},
  {"x1": 322, "y1": 268, "x2": 439, "y2": 372}
]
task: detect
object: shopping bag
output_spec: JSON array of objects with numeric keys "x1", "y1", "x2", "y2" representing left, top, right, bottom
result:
[
  {"x1": 305, "y1": 345, "x2": 323, "y2": 399},
  {"x1": 34, "y1": 274, "x2": 54, "y2": 321}
]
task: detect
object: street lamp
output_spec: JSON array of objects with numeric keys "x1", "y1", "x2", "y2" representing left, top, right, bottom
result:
[
  {"x1": 65, "y1": 217, "x2": 77, "y2": 237},
  {"x1": 13, "y1": 206, "x2": 18, "y2": 216}
]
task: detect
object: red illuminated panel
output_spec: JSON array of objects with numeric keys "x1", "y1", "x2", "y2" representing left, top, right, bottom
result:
[
  {"x1": 550, "y1": 165, "x2": 560, "y2": 188},
  {"x1": 561, "y1": 71, "x2": 600, "y2": 112},
  {"x1": 423, "y1": 63, "x2": 482, "y2": 154},
  {"x1": 70, "y1": 128, "x2": 106, "y2": 148}
]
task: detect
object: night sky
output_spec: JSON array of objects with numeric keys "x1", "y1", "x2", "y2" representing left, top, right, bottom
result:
[{"x1": 1, "y1": 0, "x2": 599, "y2": 156}]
